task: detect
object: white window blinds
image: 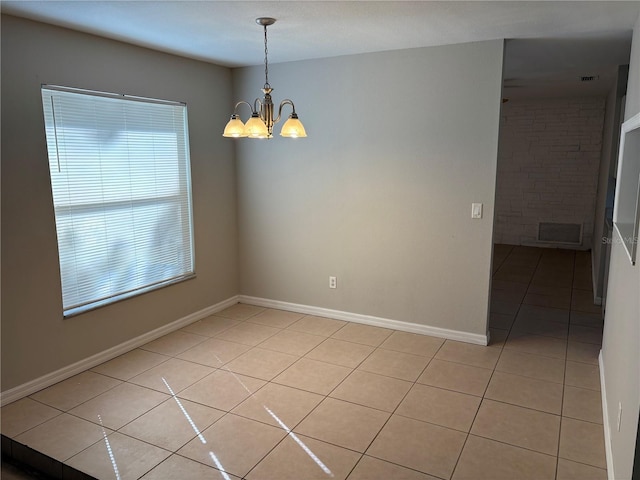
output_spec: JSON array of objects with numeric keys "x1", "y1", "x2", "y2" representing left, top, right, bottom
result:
[{"x1": 41, "y1": 86, "x2": 195, "y2": 317}]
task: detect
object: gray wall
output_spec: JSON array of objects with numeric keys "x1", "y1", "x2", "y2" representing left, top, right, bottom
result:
[
  {"x1": 601, "y1": 12, "x2": 640, "y2": 480},
  {"x1": 1, "y1": 16, "x2": 239, "y2": 391},
  {"x1": 235, "y1": 41, "x2": 504, "y2": 337}
]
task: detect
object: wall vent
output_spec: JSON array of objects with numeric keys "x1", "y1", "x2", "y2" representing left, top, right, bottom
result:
[{"x1": 537, "y1": 222, "x2": 583, "y2": 245}]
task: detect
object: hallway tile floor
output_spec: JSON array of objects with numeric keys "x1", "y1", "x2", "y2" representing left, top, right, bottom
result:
[{"x1": 1, "y1": 245, "x2": 607, "y2": 479}]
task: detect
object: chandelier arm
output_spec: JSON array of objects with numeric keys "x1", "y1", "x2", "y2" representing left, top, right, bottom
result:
[
  {"x1": 253, "y1": 98, "x2": 264, "y2": 114},
  {"x1": 274, "y1": 99, "x2": 296, "y2": 124},
  {"x1": 233, "y1": 100, "x2": 255, "y2": 116}
]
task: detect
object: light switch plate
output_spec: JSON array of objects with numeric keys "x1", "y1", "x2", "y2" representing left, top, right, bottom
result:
[{"x1": 472, "y1": 203, "x2": 483, "y2": 219}]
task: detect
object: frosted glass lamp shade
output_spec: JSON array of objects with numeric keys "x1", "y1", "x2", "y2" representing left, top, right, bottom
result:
[
  {"x1": 222, "y1": 115, "x2": 247, "y2": 137},
  {"x1": 280, "y1": 114, "x2": 307, "y2": 138},
  {"x1": 245, "y1": 114, "x2": 269, "y2": 138}
]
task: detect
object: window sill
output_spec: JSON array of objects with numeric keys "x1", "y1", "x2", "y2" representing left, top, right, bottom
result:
[{"x1": 63, "y1": 273, "x2": 196, "y2": 318}]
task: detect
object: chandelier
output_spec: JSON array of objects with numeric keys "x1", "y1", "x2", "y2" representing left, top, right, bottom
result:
[{"x1": 223, "y1": 17, "x2": 307, "y2": 139}]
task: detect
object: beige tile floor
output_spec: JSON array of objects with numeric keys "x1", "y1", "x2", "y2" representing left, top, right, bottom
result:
[{"x1": 1, "y1": 245, "x2": 607, "y2": 479}]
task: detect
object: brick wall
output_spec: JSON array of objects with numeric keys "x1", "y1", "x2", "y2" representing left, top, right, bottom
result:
[{"x1": 494, "y1": 97, "x2": 605, "y2": 249}]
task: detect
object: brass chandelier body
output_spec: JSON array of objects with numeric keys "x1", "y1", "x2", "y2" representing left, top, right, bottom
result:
[{"x1": 223, "y1": 17, "x2": 307, "y2": 139}]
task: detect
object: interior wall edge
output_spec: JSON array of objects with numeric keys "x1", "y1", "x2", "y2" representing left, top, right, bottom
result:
[
  {"x1": 601, "y1": 11, "x2": 640, "y2": 479},
  {"x1": 591, "y1": 258, "x2": 604, "y2": 306},
  {"x1": 599, "y1": 350, "x2": 616, "y2": 480}
]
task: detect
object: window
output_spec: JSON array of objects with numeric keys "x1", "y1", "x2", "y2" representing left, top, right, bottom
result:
[{"x1": 41, "y1": 85, "x2": 195, "y2": 317}]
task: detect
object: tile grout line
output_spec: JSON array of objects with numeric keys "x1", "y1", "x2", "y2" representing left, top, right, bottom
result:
[
  {"x1": 341, "y1": 339, "x2": 447, "y2": 479},
  {"x1": 4, "y1": 268, "x2": 606, "y2": 479},
  {"x1": 220, "y1": 315, "x2": 382, "y2": 479},
  {"x1": 450, "y1": 246, "x2": 544, "y2": 478},
  {"x1": 492, "y1": 244, "x2": 514, "y2": 276},
  {"x1": 321, "y1": 337, "x2": 448, "y2": 476},
  {"x1": 555, "y1": 249, "x2": 576, "y2": 479},
  {"x1": 68, "y1": 306, "x2": 266, "y2": 478},
  {"x1": 169, "y1": 335, "x2": 288, "y2": 480}
]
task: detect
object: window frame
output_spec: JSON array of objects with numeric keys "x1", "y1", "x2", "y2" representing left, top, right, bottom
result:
[
  {"x1": 41, "y1": 84, "x2": 196, "y2": 318},
  {"x1": 613, "y1": 111, "x2": 640, "y2": 265}
]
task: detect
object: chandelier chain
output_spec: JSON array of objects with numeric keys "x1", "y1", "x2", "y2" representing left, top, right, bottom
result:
[{"x1": 263, "y1": 24, "x2": 270, "y2": 89}]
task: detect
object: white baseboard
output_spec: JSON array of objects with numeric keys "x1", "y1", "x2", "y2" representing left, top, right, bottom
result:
[
  {"x1": 2, "y1": 294, "x2": 489, "y2": 406},
  {"x1": 599, "y1": 350, "x2": 615, "y2": 480},
  {"x1": 239, "y1": 295, "x2": 488, "y2": 346},
  {"x1": 0, "y1": 295, "x2": 240, "y2": 406}
]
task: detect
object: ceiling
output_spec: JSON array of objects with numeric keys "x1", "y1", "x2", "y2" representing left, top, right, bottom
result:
[{"x1": 2, "y1": 1, "x2": 639, "y2": 98}]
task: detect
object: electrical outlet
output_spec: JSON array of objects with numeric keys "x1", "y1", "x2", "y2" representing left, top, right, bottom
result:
[{"x1": 329, "y1": 276, "x2": 337, "y2": 289}]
